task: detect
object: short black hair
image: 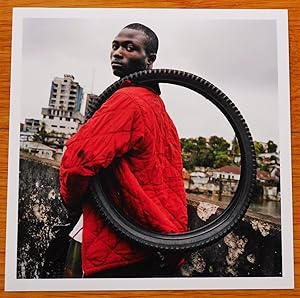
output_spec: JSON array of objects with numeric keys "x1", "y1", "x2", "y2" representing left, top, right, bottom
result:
[{"x1": 123, "y1": 23, "x2": 159, "y2": 55}]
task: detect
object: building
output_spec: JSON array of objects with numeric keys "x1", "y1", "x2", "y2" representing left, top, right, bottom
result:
[
  {"x1": 20, "y1": 131, "x2": 35, "y2": 142},
  {"x1": 257, "y1": 152, "x2": 280, "y2": 165},
  {"x1": 19, "y1": 118, "x2": 40, "y2": 142},
  {"x1": 211, "y1": 166, "x2": 241, "y2": 195},
  {"x1": 212, "y1": 165, "x2": 241, "y2": 180},
  {"x1": 20, "y1": 141, "x2": 56, "y2": 160},
  {"x1": 85, "y1": 93, "x2": 105, "y2": 118},
  {"x1": 24, "y1": 118, "x2": 40, "y2": 133},
  {"x1": 41, "y1": 74, "x2": 84, "y2": 135}
]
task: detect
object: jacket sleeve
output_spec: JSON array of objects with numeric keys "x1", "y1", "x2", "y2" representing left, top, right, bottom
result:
[{"x1": 59, "y1": 91, "x2": 144, "y2": 207}]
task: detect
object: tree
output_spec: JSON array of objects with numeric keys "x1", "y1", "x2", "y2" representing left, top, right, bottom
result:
[
  {"x1": 33, "y1": 122, "x2": 47, "y2": 143},
  {"x1": 214, "y1": 152, "x2": 232, "y2": 168},
  {"x1": 231, "y1": 136, "x2": 240, "y2": 156},
  {"x1": 195, "y1": 147, "x2": 214, "y2": 168},
  {"x1": 181, "y1": 136, "x2": 234, "y2": 170},
  {"x1": 208, "y1": 136, "x2": 230, "y2": 152},
  {"x1": 254, "y1": 141, "x2": 265, "y2": 155},
  {"x1": 267, "y1": 140, "x2": 278, "y2": 153},
  {"x1": 181, "y1": 137, "x2": 209, "y2": 170}
]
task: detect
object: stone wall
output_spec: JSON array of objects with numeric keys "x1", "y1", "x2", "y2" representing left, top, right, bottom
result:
[
  {"x1": 18, "y1": 156, "x2": 69, "y2": 278},
  {"x1": 17, "y1": 156, "x2": 282, "y2": 278},
  {"x1": 183, "y1": 199, "x2": 281, "y2": 277}
]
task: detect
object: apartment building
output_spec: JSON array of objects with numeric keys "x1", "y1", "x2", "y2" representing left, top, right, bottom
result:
[
  {"x1": 24, "y1": 118, "x2": 40, "y2": 133},
  {"x1": 41, "y1": 74, "x2": 84, "y2": 135}
]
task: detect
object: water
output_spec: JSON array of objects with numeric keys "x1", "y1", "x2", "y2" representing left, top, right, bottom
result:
[
  {"x1": 248, "y1": 196, "x2": 281, "y2": 219},
  {"x1": 198, "y1": 193, "x2": 281, "y2": 220}
]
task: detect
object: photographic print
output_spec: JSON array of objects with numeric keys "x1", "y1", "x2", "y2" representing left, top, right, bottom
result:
[{"x1": 5, "y1": 8, "x2": 293, "y2": 291}]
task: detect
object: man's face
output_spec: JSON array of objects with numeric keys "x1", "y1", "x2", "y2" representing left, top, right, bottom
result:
[{"x1": 110, "y1": 28, "x2": 153, "y2": 78}]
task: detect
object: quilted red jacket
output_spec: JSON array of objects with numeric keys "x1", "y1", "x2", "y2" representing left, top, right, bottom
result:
[{"x1": 59, "y1": 82, "x2": 188, "y2": 276}]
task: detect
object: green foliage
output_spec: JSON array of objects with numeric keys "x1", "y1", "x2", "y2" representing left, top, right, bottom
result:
[
  {"x1": 258, "y1": 163, "x2": 269, "y2": 171},
  {"x1": 208, "y1": 136, "x2": 230, "y2": 152},
  {"x1": 181, "y1": 136, "x2": 234, "y2": 170},
  {"x1": 33, "y1": 122, "x2": 66, "y2": 149},
  {"x1": 33, "y1": 122, "x2": 47, "y2": 143},
  {"x1": 254, "y1": 141, "x2": 265, "y2": 155},
  {"x1": 214, "y1": 152, "x2": 232, "y2": 168},
  {"x1": 181, "y1": 137, "x2": 278, "y2": 171}
]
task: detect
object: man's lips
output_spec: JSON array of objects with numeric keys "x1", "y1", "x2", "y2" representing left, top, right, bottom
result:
[{"x1": 111, "y1": 61, "x2": 123, "y2": 67}]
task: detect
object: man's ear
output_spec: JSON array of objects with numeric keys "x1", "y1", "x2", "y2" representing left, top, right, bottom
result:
[{"x1": 147, "y1": 53, "x2": 156, "y2": 67}]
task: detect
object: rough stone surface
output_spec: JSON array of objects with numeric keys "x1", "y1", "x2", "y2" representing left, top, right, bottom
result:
[
  {"x1": 196, "y1": 202, "x2": 219, "y2": 222},
  {"x1": 186, "y1": 204, "x2": 282, "y2": 277},
  {"x1": 17, "y1": 157, "x2": 282, "y2": 278},
  {"x1": 18, "y1": 158, "x2": 69, "y2": 278},
  {"x1": 250, "y1": 219, "x2": 271, "y2": 237},
  {"x1": 224, "y1": 232, "x2": 248, "y2": 276}
]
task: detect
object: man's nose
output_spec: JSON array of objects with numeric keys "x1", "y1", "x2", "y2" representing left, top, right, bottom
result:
[{"x1": 113, "y1": 47, "x2": 124, "y2": 58}]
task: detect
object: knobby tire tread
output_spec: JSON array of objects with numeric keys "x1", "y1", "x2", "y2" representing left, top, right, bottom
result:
[{"x1": 88, "y1": 69, "x2": 257, "y2": 251}]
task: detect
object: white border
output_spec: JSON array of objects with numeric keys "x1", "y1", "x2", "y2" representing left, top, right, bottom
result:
[{"x1": 5, "y1": 8, "x2": 294, "y2": 291}]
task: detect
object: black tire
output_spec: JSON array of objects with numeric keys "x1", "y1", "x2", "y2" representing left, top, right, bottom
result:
[{"x1": 89, "y1": 69, "x2": 257, "y2": 251}]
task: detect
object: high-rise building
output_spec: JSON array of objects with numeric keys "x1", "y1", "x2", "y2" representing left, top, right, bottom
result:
[
  {"x1": 41, "y1": 74, "x2": 84, "y2": 135},
  {"x1": 84, "y1": 93, "x2": 105, "y2": 119}
]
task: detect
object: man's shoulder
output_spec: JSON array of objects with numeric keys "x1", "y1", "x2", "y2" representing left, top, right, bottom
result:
[
  {"x1": 99, "y1": 84, "x2": 162, "y2": 115},
  {"x1": 117, "y1": 85, "x2": 153, "y2": 97},
  {"x1": 95, "y1": 86, "x2": 145, "y2": 115}
]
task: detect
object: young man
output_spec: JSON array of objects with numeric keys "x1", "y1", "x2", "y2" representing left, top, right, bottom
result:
[{"x1": 59, "y1": 23, "x2": 188, "y2": 277}]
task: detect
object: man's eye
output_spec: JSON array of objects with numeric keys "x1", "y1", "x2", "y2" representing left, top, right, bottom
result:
[
  {"x1": 112, "y1": 44, "x2": 118, "y2": 50},
  {"x1": 126, "y1": 45, "x2": 135, "y2": 51}
]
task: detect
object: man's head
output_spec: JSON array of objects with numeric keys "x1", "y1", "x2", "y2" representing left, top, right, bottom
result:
[{"x1": 110, "y1": 23, "x2": 159, "y2": 78}]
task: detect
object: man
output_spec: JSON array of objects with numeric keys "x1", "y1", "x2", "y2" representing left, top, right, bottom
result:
[{"x1": 59, "y1": 23, "x2": 188, "y2": 278}]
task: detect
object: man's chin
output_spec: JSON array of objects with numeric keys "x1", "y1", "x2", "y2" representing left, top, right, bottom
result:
[{"x1": 112, "y1": 69, "x2": 126, "y2": 78}]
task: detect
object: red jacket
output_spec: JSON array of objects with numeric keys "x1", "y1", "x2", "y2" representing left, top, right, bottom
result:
[{"x1": 59, "y1": 82, "x2": 188, "y2": 276}]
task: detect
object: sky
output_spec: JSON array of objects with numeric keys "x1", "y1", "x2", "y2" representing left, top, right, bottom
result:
[{"x1": 20, "y1": 9, "x2": 282, "y2": 145}]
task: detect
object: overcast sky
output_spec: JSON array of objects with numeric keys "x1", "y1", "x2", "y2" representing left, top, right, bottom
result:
[{"x1": 20, "y1": 9, "x2": 282, "y2": 145}]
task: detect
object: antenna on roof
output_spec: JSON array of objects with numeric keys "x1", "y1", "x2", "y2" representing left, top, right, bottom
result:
[{"x1": 91, "y1": 68, "x2": 95, "y2": 94}]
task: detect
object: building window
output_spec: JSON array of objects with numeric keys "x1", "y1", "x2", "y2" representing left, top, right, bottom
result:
[
  {"x1": 66, "y1": 118, "x2": 70, "y2": 121},
  {"x1": 60, "y1": 126, "x2": 66, "y2": 129},
  {"x1": 49, "y1": 116, "x2": 54, "y2": 119},
  {"x1": 51, "y1": 125, "x2": 57, "y2": 128}
]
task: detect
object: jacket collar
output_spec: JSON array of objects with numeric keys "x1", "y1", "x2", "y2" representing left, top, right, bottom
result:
[{"x1": 120, "y1": 80, "x2": 161, "y2": 95}]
